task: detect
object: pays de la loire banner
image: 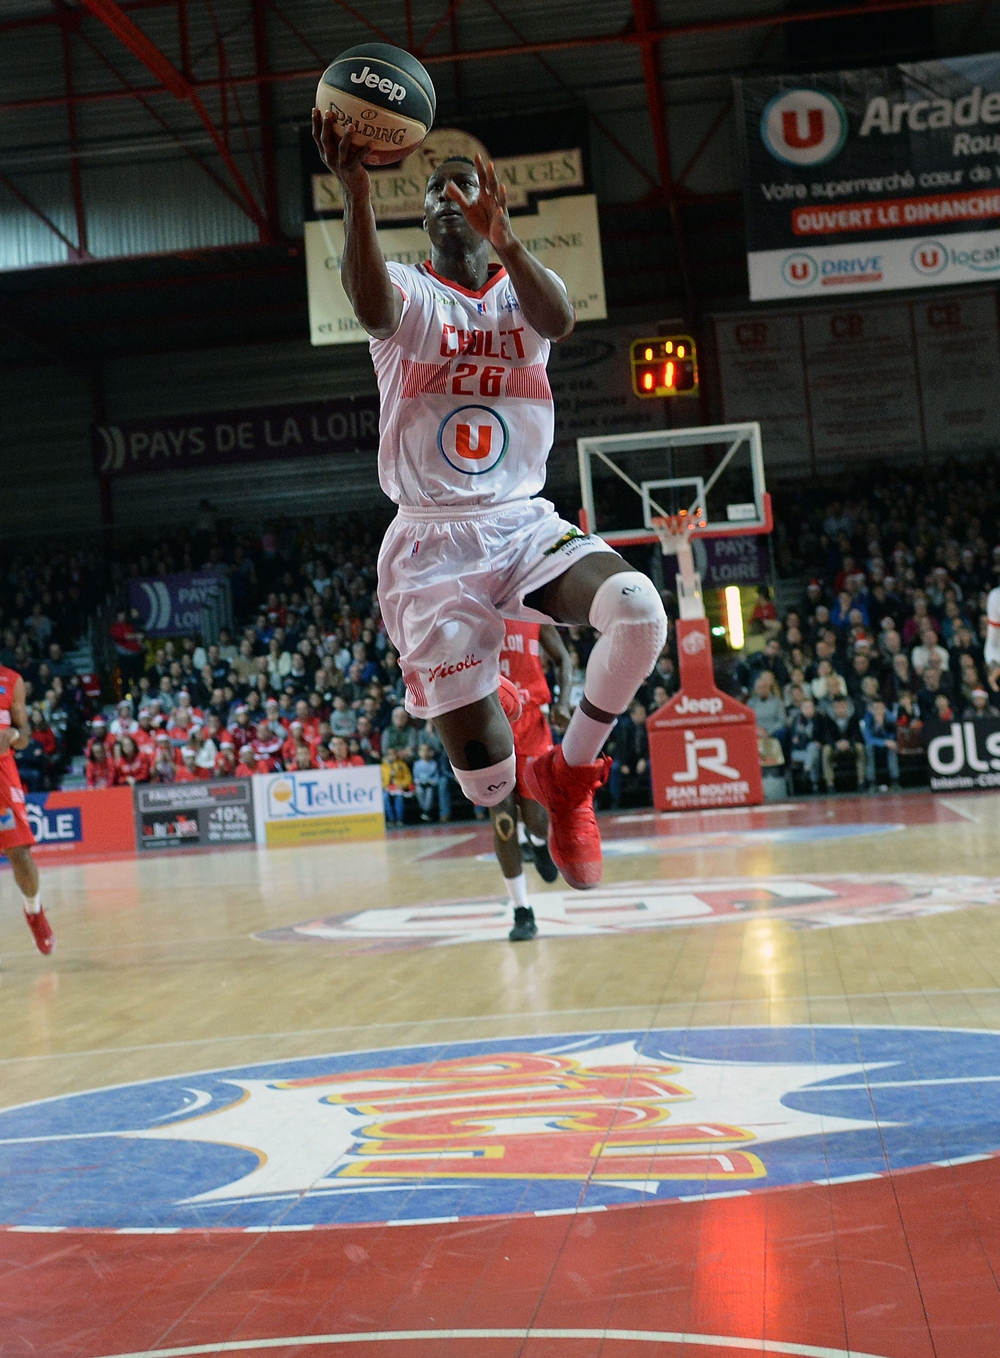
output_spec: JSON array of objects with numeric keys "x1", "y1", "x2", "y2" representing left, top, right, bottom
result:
[
  {"x1": 737, "y1": 52, "x2": 1000, "y2": 300},
  {"x1": 305, "y1": 193, "x2": 607, "y2": 345}
]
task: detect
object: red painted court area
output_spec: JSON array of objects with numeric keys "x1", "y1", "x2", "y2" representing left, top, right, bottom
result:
[{"x1": 5, "y1": 1155, "x2": 1000, "y2": 1357}]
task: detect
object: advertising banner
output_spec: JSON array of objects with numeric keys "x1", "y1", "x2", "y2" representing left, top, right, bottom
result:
[
  {"x1": 736, "y1": 53, "x2": 1000, "y2": 299},
  {"x1": 134, "y1": 780, "x2": 255, "y2": 851},
  {"x1": 714, "y1": 289, "x2": 1000, "y2": 469},
  {"x1": 695, "y1": 536, "x2": 770, "y2": 589},
  {"x1": 925, "y1": 717, "x2": 1000, "y2": 791},
  {"x1": 93, "y1": 397, "x2": 379, "y2": 477},
  {"x1": 252, "y1": 766, "x2": 384, "y2": 846},
  {"x1": 128, "y1": 572, "x2": 225, "y2": 638},
  {"x1": 647, "y1": 619, "x2": 763, "y2": 811},
  {"x1": 20, "y1": 787, "x2": 136, "y2": 861},
  {"x1": 305, "y1": 193, "x2": 607, "y2": 345}
]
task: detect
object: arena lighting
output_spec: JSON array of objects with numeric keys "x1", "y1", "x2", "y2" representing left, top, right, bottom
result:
[
  {"x1": 629, "y1": 336, "x2": 698, "y2": 398},
  {"x1": 724, "y1": 586, "x2": 745, "y2": 650}
]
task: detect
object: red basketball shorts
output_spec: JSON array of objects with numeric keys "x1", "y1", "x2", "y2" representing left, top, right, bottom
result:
[
  {"x1": 0, "y1": 758, "x2": 34, "y2": 852},
  {"x1": 512, "y1": 702, "x2": 553, "y2": 799}
]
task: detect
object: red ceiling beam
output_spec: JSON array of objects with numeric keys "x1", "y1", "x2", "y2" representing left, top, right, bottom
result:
[
  {"x1": 0, "y1": 0, "x2": 978, "y2": 114},
  {"x1": 73, "y1": 0, "x2": 270, "y2": 235},
  {"x1": 631, "y1": 0, "x2": 695, "y2": 311}
]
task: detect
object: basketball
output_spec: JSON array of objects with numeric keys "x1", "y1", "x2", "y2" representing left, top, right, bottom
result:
[{"x1": 314, "y1": 43, "x2": 436, "y2": 167}]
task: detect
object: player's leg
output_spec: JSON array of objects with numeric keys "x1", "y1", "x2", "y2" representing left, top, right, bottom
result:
[
  {"x1": 433, "y1": 695, "x2": 517, "y2": 809},
  {"x1": 524, "y1": 552, "x2": 667, "y2": 889},
  {"x1": 518, "y1": 795, "x2": 557, "y2": 883},
  {"x1": 488, "y1": 794, "x2": 537, "y2": 942},
  {"x1": 6, "y1": 845, "x2": 54, "y2": 956}
]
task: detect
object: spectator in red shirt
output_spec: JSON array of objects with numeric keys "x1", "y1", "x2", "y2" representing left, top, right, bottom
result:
[
  {"x1": 116, "y1": 734, "x2": 151, "y2": 786},
  {"x1": 281, "y1": 720, "x2": 305, "y2": 769},
  {"x1": 252, "y1": 719, "x2": 283, "y2": 769},
  {"x1": 174, "y1": 747, "x2": 204, "y2": 782},
  {"x1": 150, "y1": 734, "x2": 176, "y2": 783},
  {"x1": 293, "y1": 744, "x2": 316, "y2": 771},
  {"x1": 235, "y1": 745, "x2": 257, "y2": 778},
  {"x1": 134, "y1": 711, "x2": 157, "y2": 758},
  {"x1": 330, "y1": 736, "x2": 364, "y2": 768},
  {"x1": 110, "y1": 609, "x2": 145, "y2": 687},
  {"x1": 86, "y1": 740, "x2": 116, "y2": 788},
  {"x1": 86, "y1": 717, "x2": 110, "y2": 757},
  {"x1": 215, "y1": 741, "x2": 237, "y2": 778},
  {"x1": 228, "y1": 705, "x2": 255, "y2": 756}
]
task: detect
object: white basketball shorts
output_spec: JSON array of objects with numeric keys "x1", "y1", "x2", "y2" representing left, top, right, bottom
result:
[{"x1": 377, "y1": 497, "x2": 615, "y2": 718}]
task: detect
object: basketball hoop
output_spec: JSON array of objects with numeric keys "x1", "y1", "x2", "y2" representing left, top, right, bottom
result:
[
  {"x1": 650, "y1": 510, "x2": 706, "y2": 557},
  {"x1": 650, "y1": 513, "x2": 706, "y2": 621}
]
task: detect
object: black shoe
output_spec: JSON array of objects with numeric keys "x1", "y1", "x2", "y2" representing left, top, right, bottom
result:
[
  {"x1": 525, "y1": 836, "x2": 558, "y2": 884},
  {"x1": 509, "y1": 906, "x2": 538, "y2": 942}
]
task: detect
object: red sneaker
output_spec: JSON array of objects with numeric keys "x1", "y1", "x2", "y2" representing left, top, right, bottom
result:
[
  {"x1": 24, "y1": 908, "x2": 55, "y2": 956},
  {"x1": 498, "y1": 675, "x2": 523, "y2": 724},
  {"x1": 523, "y1": 745, "x2": 610, "y2": 890}
]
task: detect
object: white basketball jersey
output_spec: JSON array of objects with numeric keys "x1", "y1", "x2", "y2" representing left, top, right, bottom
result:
[
  {"x1": 370, "y1": 260, "x2": 560, "y2": 509},
  {"x1": 986, "y1": 585, "x2": 1000, "y2": 667}
]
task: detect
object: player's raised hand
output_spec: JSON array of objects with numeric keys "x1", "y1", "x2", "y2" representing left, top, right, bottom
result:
[
  {"x1": 445, "y1": 154, "x2": 514, "y2": 251},
  {"x1": 312, "y1": 109, "x2": 371, "y2": 199}
]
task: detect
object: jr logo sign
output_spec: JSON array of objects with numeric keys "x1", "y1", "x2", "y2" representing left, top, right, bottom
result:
[{"x1": 647, "y1": 617, "x2": 763, "y2": 810}]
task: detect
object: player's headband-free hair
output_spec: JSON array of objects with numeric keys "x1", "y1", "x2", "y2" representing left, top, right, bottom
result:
[{"x1": 427, "y1": 155, "x2": 477, "y2": 180}]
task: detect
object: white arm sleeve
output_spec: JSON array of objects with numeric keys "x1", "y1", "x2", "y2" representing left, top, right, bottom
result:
[{"x1": 985, "y1": 586, "x2": 1000, "y2": 667}]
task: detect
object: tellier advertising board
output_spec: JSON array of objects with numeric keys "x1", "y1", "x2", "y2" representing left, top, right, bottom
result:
[
  {"x1": 925, "y1": 716, "x2": 1000, "y2": 791},
  {"x1": 252, "y1": 766, "x2": 384, "y2": 846},
  {"x1": 134, "y1": 780, "x2": 255, "y2": 851},
  {"x1": 737, "y1": 52, "x2": 1000, "y2": 299}
]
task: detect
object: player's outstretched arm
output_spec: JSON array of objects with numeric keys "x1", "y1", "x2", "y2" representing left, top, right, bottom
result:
[
  {"x1": 540, "y1": 625, "x2": 574, "y2": 731},
  {"x1": 312, "y1": 109, "x2": 403, "y2": 339},
  {"x1": 446, "y1": 155, "x2": 575, "y2": 342}
]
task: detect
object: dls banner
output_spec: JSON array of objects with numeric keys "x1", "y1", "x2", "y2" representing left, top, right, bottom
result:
[
  {"x1": 253, "y1": 766, "x2": 384, "y2": 846},
  {"x1": 93, "y1": 397, "x2": 379, "y2": 476},
  {"x1": 134, "y1": 780, "x2": 255, "y2": 851},
  {"x1": 736, "y1": 53, "x2": 1000, "y2": 300},
  {"x1": 305, "y1": 194, "x2": 607, "y2": 344},
  {"x1": 646, "y1": 619, "x2": 763, "y2": 811},
  {"x1": 926, "y1": 717, "x2": 1000, "y2": 791}
]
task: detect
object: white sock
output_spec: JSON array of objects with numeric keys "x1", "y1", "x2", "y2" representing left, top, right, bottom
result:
[
  {"x1": 22, "y1": 893, "x2": 41, "y2": 915},
  {"x1": 562, "y1": 710, "x2": 615, "y2": 767},
  {"x1": 528, "y1": 831, "x2": 546, "y2": 848},
  {"x1": 517, "y1": 821, "x2": 528, "y2": 844},
  {"x1": 505, "y1": 872, "x2": 530, "y2": 909}
]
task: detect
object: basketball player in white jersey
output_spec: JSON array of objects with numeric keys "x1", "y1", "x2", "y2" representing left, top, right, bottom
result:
[{"x1": 313, "y1": 113, "x2": 667, "y2": 888}]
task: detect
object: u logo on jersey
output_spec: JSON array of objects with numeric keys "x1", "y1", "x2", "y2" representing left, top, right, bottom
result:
[{"x1": 437, "y1": 405, "x2": 509, "y2": 476}]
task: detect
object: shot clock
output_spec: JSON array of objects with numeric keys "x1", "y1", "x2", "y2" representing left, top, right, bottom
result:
[{"x1": 630, "y1": 335, "x2": 698, "y2": 398}]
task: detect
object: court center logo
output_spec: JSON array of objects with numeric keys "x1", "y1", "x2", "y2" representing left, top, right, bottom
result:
[
  {"x1": 761, "y1": 89, "x2": 848, "y2": 166},
  {"x1": 912, "y1": 239, "x2": 948, "y2": 275},
  {"x1": 437, "y1": 405, "x2": 509, "y2": 475},
  {"x1": 4, "y1": 1026, "x2": 1000, "y2": 1230},
  {"x1": 259, "y1": 872, "x2": 989, "y2": 951}
]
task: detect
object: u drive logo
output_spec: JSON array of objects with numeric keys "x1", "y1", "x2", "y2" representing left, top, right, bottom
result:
[{"x1": 673, "y1": 730, "x2": 740, "y2": 783}]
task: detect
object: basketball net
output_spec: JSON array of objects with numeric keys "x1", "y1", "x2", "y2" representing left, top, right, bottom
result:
[{"x1": 650, "y1": 511, "x2": 706, "y2": 621}]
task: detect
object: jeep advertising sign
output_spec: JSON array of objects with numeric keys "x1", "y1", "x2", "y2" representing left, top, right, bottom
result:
[{"x1": 736, "y1": 53, "x2": 1000, "y2": 299}]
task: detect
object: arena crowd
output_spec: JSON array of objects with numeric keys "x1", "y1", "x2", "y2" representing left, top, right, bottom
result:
[{"x1": 3, "y1": 458, "x2": 998, "y2": 811}]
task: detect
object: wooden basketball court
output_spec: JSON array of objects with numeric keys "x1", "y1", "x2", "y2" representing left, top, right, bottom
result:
[{"x1": 3, "y1": 790, "x2": 1000, "y2": 1357}]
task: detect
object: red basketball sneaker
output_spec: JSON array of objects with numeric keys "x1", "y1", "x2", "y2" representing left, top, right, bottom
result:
[
  {"x1": 524, "y1": 745, "x2": 610, "y2": 891},
  {"x1": 24, "y1": 907, "x2": 55, "y2": 956},
  {"x1": 498, "y1": 675, "x2": 523, "y2": 724}
]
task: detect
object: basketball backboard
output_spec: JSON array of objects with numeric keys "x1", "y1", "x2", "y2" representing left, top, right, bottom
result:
[{"x1": 577, "y1": 422, "x2": 771, "y2": 546}]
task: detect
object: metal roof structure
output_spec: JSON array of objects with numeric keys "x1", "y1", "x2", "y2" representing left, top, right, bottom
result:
[{"x1": 1, "y1": 0, "x2": 999, "y2": 370}]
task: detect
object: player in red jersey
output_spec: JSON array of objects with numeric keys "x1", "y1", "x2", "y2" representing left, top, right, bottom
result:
[
  {"x1": 0, "y1": 666, "x2": 55, "y2": 955},
  {"x1": 493, "y1": 621, "x2": 573, "y2": 941}
]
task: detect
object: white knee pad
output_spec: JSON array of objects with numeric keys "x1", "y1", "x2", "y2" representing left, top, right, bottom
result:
[
  {"x1": 453, "y1": 754, "x2": 516, "y2": 808},
  {"x1": 584, "y1": 572, "x2": 668, "y2": 715}
]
